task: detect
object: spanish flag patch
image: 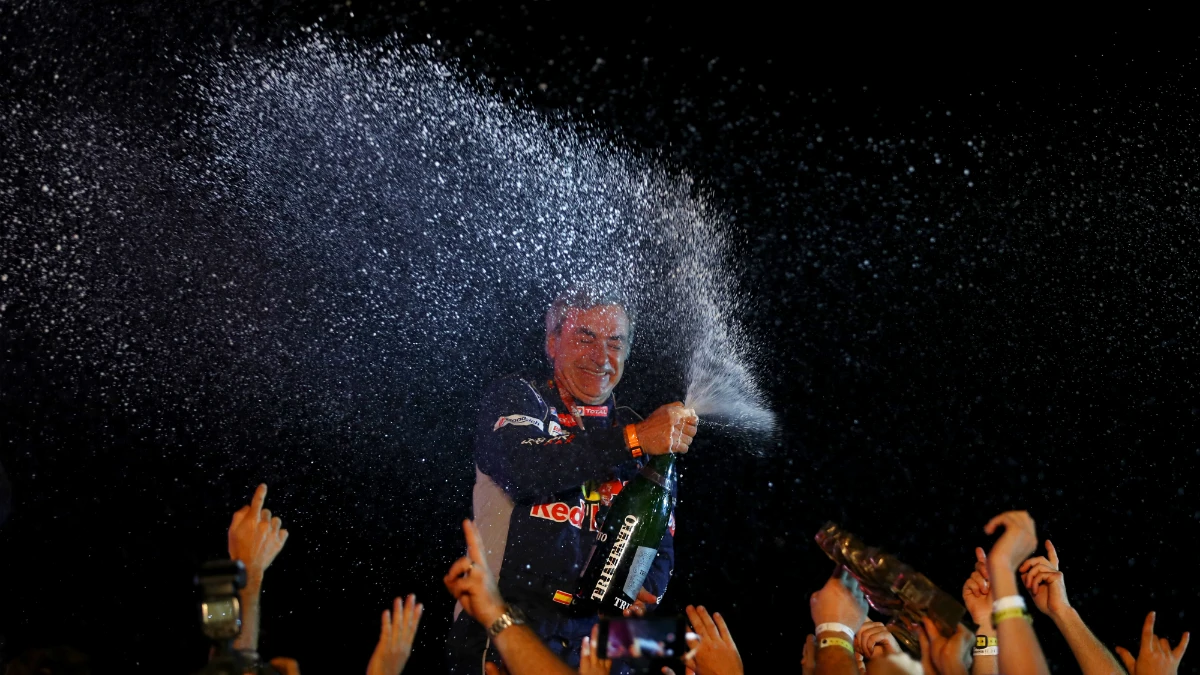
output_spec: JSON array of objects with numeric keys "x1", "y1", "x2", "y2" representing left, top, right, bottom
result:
[{"x1": 552, "y1": 590, "x2": 574, "y2": 606}]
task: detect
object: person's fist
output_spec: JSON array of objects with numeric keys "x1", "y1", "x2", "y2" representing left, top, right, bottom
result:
[
  {"x1": 983, "y1": 511, "x2": 1037, "y2": 573},
  {"x1": 856, "y1": 622, "x2": 902, "y2": 661},
  {"x1": 634, "y1": 403, "x2": 698, "y2": 456},
  {"x1": 1115, "y1": 612, "x2": 1190, "y2": 675},
  {"x1": 810, "y1": 569, "x2": 869, "y2": 632},
  {"x1": 961, "y1": 547, "x2": 993, "y2": 628},
  {"x1": 918, "y1": 617, "x2": 972, "y2": 675},
  {"x1": 1019, "y1": 540, "x2": 1070, "y2": 619},
  {"x1": 228, "y1": 483, "x2": 289, "y2": 579},
  {"x1": 367, "y1": 595, "x2": 423, "y2": 675}
]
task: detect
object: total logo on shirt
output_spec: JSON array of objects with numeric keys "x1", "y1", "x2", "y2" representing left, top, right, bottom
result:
[{"x1": 572, "y1": 405, "x2": 609, "y2": 417}]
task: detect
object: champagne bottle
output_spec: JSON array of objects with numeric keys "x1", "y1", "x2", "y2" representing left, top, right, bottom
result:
[{"x1": 575, "y1": 452, "x2": 677, "y2": 613}]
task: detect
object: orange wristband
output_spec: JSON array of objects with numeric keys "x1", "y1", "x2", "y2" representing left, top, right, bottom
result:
[{"x1": 624, "y1": 424, "x2": 643, "y2": 459}]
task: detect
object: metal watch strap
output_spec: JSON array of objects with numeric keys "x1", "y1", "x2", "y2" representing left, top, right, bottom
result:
[{"x1": 487, "y1": 606, "x2": 525, "y2": 638}]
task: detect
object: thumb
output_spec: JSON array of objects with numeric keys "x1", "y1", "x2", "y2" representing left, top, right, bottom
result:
[
  {"x1": 484, "y1": 663, "x2": 501, "y2": 675},
  {"x1": 1115, "y1": 646, "x2": 1135, "y2": 675}
]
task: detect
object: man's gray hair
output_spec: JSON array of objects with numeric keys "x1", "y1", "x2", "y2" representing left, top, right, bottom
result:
[{"x1": 545, "y1": 284, "x2": 636, "y2": 355}]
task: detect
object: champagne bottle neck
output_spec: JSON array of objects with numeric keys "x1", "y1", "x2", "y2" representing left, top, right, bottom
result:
[{"x1": 638, "y1": 453, "x2": 677, "y2": 489}]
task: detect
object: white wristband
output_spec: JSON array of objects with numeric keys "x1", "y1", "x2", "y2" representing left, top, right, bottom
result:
[
  {"x1": 992, "y1": 595, "x2": 1027, "y2": 612},
  {"x1": 816, "y1": 622, "x2": 856, "y2": 639}
]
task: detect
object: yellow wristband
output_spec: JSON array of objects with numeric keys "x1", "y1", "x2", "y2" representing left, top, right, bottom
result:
[
  {"x1": 819, "y1": 637, "x2": 854, "y2": 654},
  {"x1": 991, "y1": 607, "x2": 1032, "y2": 625},
  {"x1": 975, "y1": 636, "x2": 998, "y2": 648}
]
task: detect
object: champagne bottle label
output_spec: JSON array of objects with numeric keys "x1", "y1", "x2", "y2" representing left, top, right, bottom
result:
[
  {"x1": 591, "y1": 514, "x2": 639, "y2": 601},
  {"x1": 622, "y1": 545, "x2": 658, "y2": 598}
]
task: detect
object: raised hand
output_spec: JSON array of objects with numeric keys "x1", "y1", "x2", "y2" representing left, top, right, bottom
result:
[
  {"x1": 634, "y1": 403, "x2": 698, "y2": 456},
  {"x1": 684, "y1": 605, "x2": 744, "y2": 675},
  {"x1": 444, "y1": 519, "x2": 507, "y2": 627},
  {"x1": 228, "y1": 483, "x2": 289, "y2": 578},
  {"x1": 810, "y1": 568, "x2": 870, "y2": 631},
  {"x1": 918, "y1": 616, "x2": 973, "y2": 675},
  {"x1": 961, "y1": 547, "x2": 994, "y2": 627},
  {"x1": 856, "y1": 622, "x2": 902, "y2": 661},
  {"x1": 367, "y1": 595, "x2": 423, "y2": 675},
  {"x1": 1115, "y1": 612, "x2": 1190, "y2": 675},
  {"x1": 984, "y1": 511, "x2": 1037, "y2": 574},
  {"x1": 580, "y1": 623, "x2": 613, "y2": 675},
  {"x1": 1018, "y1": 540, "x2": 1070, "y2": 619}
]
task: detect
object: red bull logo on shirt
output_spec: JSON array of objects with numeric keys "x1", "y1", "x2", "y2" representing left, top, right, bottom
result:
[{"x1": 529, "y1": 498, "x2": 599, "y2": 531}]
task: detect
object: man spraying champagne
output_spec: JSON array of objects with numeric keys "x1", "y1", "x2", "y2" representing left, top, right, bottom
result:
[{"x1": 446, "y1": 284, "x2": 698, "y2": 674}]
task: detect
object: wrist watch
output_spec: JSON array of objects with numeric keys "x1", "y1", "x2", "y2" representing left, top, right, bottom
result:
[{"x1": 487, "y1": 605, "x2": 526, "y2": 639}]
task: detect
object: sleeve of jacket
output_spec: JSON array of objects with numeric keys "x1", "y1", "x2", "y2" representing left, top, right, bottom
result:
[{"x1": 475, "y1": 377, "x2": 633, "y2": 503}]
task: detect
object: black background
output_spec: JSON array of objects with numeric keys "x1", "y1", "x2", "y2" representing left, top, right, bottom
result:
[{"x1": 2, "y1": 2, "x2": 1199, "y2": 673}]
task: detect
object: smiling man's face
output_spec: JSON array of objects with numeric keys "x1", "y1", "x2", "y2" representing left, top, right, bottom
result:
[{"x1": 546, "y1": 304, "x2": 630, "y2": 405}]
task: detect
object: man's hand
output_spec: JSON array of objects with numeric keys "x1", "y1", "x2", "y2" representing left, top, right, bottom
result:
[
  {"x1": 984, "y1": 511, "x2": 1037, "y2": 574},
  {"x1": 580, "y1": 623, "x2": 613, "y2": 675},
  {"x1": 623, "y1": 588, "x2": 659, "y2": 617},
  {"x1": 1115, "y1": 612, "x2": 1190, "y2": 675},
  {"x1": 228, "y1": 483, "x2": 289, "y2": 579},
  {"x1": 367, "y1": 594, "x2": 423, "y2": 675},
  {"x1": 918, "y1": 617, "x2": 973, "y2": 675},
  {"x1": 635, "y1": 403, "x2": 698, "y2": 456},
  {"x1": 684, "y1": 605, "x2": 744, "y2": 675},
  {"x1": 856, "y1": 622, "x2": 902, "y2": 661},
  {"x1": 810, "y1": 569, "x2": 870, "y2": 631},
  {"x1": 961, "y1": 547, "x2": 993, "y2": 628},
  {"x1": 444, "y1": 519, "x2": 507, "y2": 628},
  {"x1": 1018, "y1": 540, "x2": 1070, "y2": 619}
]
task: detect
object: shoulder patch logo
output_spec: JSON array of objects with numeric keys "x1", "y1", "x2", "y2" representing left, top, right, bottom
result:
[{"x1": 494, "y1": 414, "x2": 545, "y2": 432}]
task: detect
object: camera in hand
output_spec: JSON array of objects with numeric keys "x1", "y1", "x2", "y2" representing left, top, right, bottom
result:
[
  {"x1": 815, "y1": 522, "x2": 976, "y2": 657},
  {"x1": 194, "y1": 560, "x2": 280, "y2": 675},
  {"x1": 596, "y1": 616, "x2": 686, "y2": 674}
]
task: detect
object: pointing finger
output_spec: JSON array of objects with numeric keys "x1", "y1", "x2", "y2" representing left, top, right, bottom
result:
[
  {"x1": 975, "y1": 547, "x2": 988, "y2": 566},
  {"x1": 1046, "y1": 540, "x2": 1060, "y2": 567},
  {"x1": 463, "y1": 519, "x2": 487, "y2": 568},
  {"x1": 250, "y1": 483, "x2": 268, "y2": 517},
  {"x1": 1142, "y1": 612, "x2": 1157, "y2": 648}
]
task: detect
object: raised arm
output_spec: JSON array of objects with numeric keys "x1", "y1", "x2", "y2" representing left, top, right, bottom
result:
[
  {"x1": 984, "y1": 511, "x2": 1050, "y2": 675},
  {"x1": 227, "y1": 483, "x2": 289, "y2": 654},
  {"x1": 1115, "y1": 612, "x2": 1189, "y2": 675},
  {"x1": 1020, "y1": 539, "x2": 1125, "y2": 675},
  {"x1": 366, "y1": 595, "x2": 423, "y2": 675},
  {"x1": 810, "y1": 569, "x2": 870, "y2": 675},
  {"x1": 962, "y1": 547, "x2": 998, "y2": 675},
  {"x1": 444, "y1": 518, "x2": 576, "y2": 675}
]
